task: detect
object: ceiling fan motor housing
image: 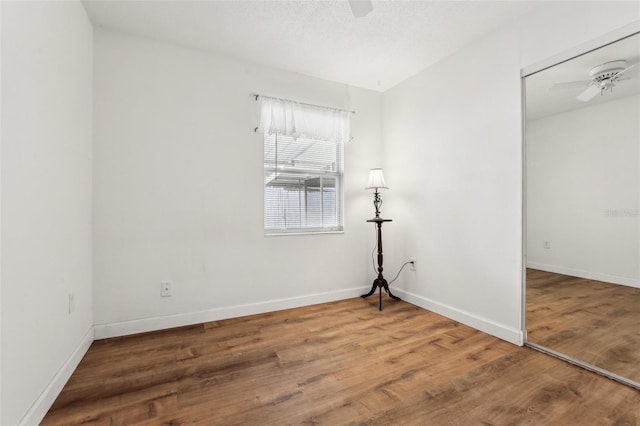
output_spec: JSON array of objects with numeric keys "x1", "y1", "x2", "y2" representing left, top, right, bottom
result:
[{"x1": 589, "y1": 60, "x2": 627, "y2": 82}]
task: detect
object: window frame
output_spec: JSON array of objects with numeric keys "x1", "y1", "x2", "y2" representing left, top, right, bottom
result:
[{"x1": 263, "y1": 133, "x2": 344, "y2": 235}]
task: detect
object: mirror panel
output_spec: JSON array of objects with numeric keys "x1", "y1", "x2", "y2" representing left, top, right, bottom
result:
[{"x1": 524, "y1": 32, "x2": 640, "y2": 387}]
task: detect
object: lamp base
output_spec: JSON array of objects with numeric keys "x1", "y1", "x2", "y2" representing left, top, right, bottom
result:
[{"x1": 361, "y1": 277, "x2": 401, "y2": 311}]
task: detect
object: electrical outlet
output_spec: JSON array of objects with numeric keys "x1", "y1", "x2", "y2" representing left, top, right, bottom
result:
[
  {"x1": 410, "y1": 257, "x2": 416, "y2": 271},
  {"x1": 68, "y1": 293, "x2": 75, "y2": 314},
  {"x1": 543, "y1": 241, "x2": 551, "y2": 249},
  {"x1": 160, "y1": 281, "x2": 172, "y2": 297}
]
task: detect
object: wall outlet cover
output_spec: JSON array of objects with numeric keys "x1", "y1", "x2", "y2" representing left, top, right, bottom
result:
[{"x1": 160, "y1": 281, "x2": 172, "y2": 297}]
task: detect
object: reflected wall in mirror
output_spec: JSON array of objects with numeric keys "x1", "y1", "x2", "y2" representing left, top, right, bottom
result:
[{"x1": 524, "y1": 32, "x2": 640, "y2": 388}]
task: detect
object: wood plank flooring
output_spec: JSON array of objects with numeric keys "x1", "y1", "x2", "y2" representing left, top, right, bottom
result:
[
  {"x1": 527, "y1": 268, "x2": 640, "y2": 384},
  {"x1": 43, "y1": 297, "x2": 640, "y2": 425}
]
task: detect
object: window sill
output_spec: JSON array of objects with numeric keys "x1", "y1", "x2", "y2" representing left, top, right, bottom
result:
[{"x1": 264, "y1": 230, "x2": 344, "y2": 237}]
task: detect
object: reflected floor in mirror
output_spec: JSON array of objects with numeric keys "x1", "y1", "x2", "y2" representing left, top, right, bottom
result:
[{"x1": 526, "y1": 268, "x2": 640, "y2": 384}]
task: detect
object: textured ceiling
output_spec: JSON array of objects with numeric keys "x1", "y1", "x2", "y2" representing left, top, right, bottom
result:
[{"x1": 82, "y1": 0, "x2": 540, "y2": 92}]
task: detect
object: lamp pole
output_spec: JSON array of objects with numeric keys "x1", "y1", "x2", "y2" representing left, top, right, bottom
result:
[{"x1": 361, "y1": 188, "x2": 401, "y2": 310}]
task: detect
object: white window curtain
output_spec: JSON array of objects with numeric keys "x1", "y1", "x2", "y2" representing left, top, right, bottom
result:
[{"x1": 258, "y1": 95, "x2": 351, "y2": 144}]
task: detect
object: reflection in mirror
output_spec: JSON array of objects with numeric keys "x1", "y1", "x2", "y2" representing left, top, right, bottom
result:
[{"x1": 524, "y1": 32, "x2": 640, "y2": 388}]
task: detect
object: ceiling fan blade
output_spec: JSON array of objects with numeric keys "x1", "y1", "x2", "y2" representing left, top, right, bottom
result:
[
  {"x1": 614, "y1": 63, "x2": 638, "y2": 79},
  {"x1": 348, "y1": 0, "x2": 373, "y2": 18},
  {"x1": 576, "y1": 85, "x2": 600, "y2": 102},
  {"x1": 550, "y1": 80, "x2": 591, "y2": 91}
]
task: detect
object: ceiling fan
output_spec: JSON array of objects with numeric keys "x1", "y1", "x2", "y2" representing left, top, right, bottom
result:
[
  {"x1": 348, "y1": 0, "x2": 373, "y2": 18},
  {"x1": 551, "y1": 60, "x2": 638, "y2": 102}
]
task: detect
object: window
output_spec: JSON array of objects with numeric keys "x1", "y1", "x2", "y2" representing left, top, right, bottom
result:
[
  {"x1": 264, "y1": 133, "x2": 343, "y2": 233},
  {"x1": 258, "y1": 95, "x2": 351, "y2": 234}
]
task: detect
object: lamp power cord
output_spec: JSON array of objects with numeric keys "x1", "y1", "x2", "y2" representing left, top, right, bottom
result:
[{"x1": 388, "y1": 261, "x2": 413, "y2": 286}]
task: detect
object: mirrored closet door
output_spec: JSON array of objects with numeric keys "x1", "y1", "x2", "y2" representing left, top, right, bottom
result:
[{"x1": 524, "y1": 31, "x2": 640, "y2": 388}]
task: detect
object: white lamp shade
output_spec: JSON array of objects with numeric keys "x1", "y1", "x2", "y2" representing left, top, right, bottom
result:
[{"x1": 366, "y1": 168, "x2": 388, "y2": 189}]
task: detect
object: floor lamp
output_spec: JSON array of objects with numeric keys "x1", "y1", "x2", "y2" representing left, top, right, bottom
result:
[{"x1": 361, "y1": 168, "x2": 401, "y2": 310}]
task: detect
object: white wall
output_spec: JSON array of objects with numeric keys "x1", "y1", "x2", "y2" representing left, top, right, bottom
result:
[
  {"x1": 93, "y1": 29, "x2": 382, "y2": 337},
  {"x1": 0, "y1": 3, "x2": 3, "y2": 422},
  {"x1": 382, "y1": 2, "x2": 640, "y2": 344},
  {"x1": 526, "y1": 95, "x2": 640, "y2": 287},
  {"x1": 1, "y1": 1, "x2": 93, "y2": 425},
  {"x1": 382, "y1": 26, "x2": 524, "y2": 343}
]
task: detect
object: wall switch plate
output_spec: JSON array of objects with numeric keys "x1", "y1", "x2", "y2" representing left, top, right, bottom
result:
[
  {"x1": 410, "y1": 257, "x2": 416, "y2": 271},
  {"x1": 68, "y1": 293, "x2": 75, "y2": 314},
  {"x1": 160, "y1": 281, "x2": 172, "y2": 297}
]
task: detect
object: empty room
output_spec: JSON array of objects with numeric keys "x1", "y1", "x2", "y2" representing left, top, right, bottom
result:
[{"x1": 1, "y1": 0, "x2": 639, "y2": 424}]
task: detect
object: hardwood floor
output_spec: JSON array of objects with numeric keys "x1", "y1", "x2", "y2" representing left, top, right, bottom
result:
[
  {"x1": 43, "y1": 297, "x2": 640, "y2": 425},
  {"x1": 527, "y1": 268, "x2": 640, "y2": 384}
]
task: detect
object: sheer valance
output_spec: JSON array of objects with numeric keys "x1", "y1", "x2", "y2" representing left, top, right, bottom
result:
[{"x1": 257, "y1": 95, "x2": 352, "y2": 144}]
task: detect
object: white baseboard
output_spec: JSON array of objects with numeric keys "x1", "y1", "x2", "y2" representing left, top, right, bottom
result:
[
  {"x1": 526, "y1": 261, "x2": 640, "y2": 289},
  {"x1": 94, "y1": 286, "x2": 369, "y2": 340},
  {"x1": 20, "y1": 327, "x2": 94, "y2": 426},
  {"x1": 393, "y1": 288, "x2": 524, "y2": 346}
]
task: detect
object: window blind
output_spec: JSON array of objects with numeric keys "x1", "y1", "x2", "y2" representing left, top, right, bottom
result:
[{"x1": 264, "y1": 134, "x2": 343, "y2": 233}]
